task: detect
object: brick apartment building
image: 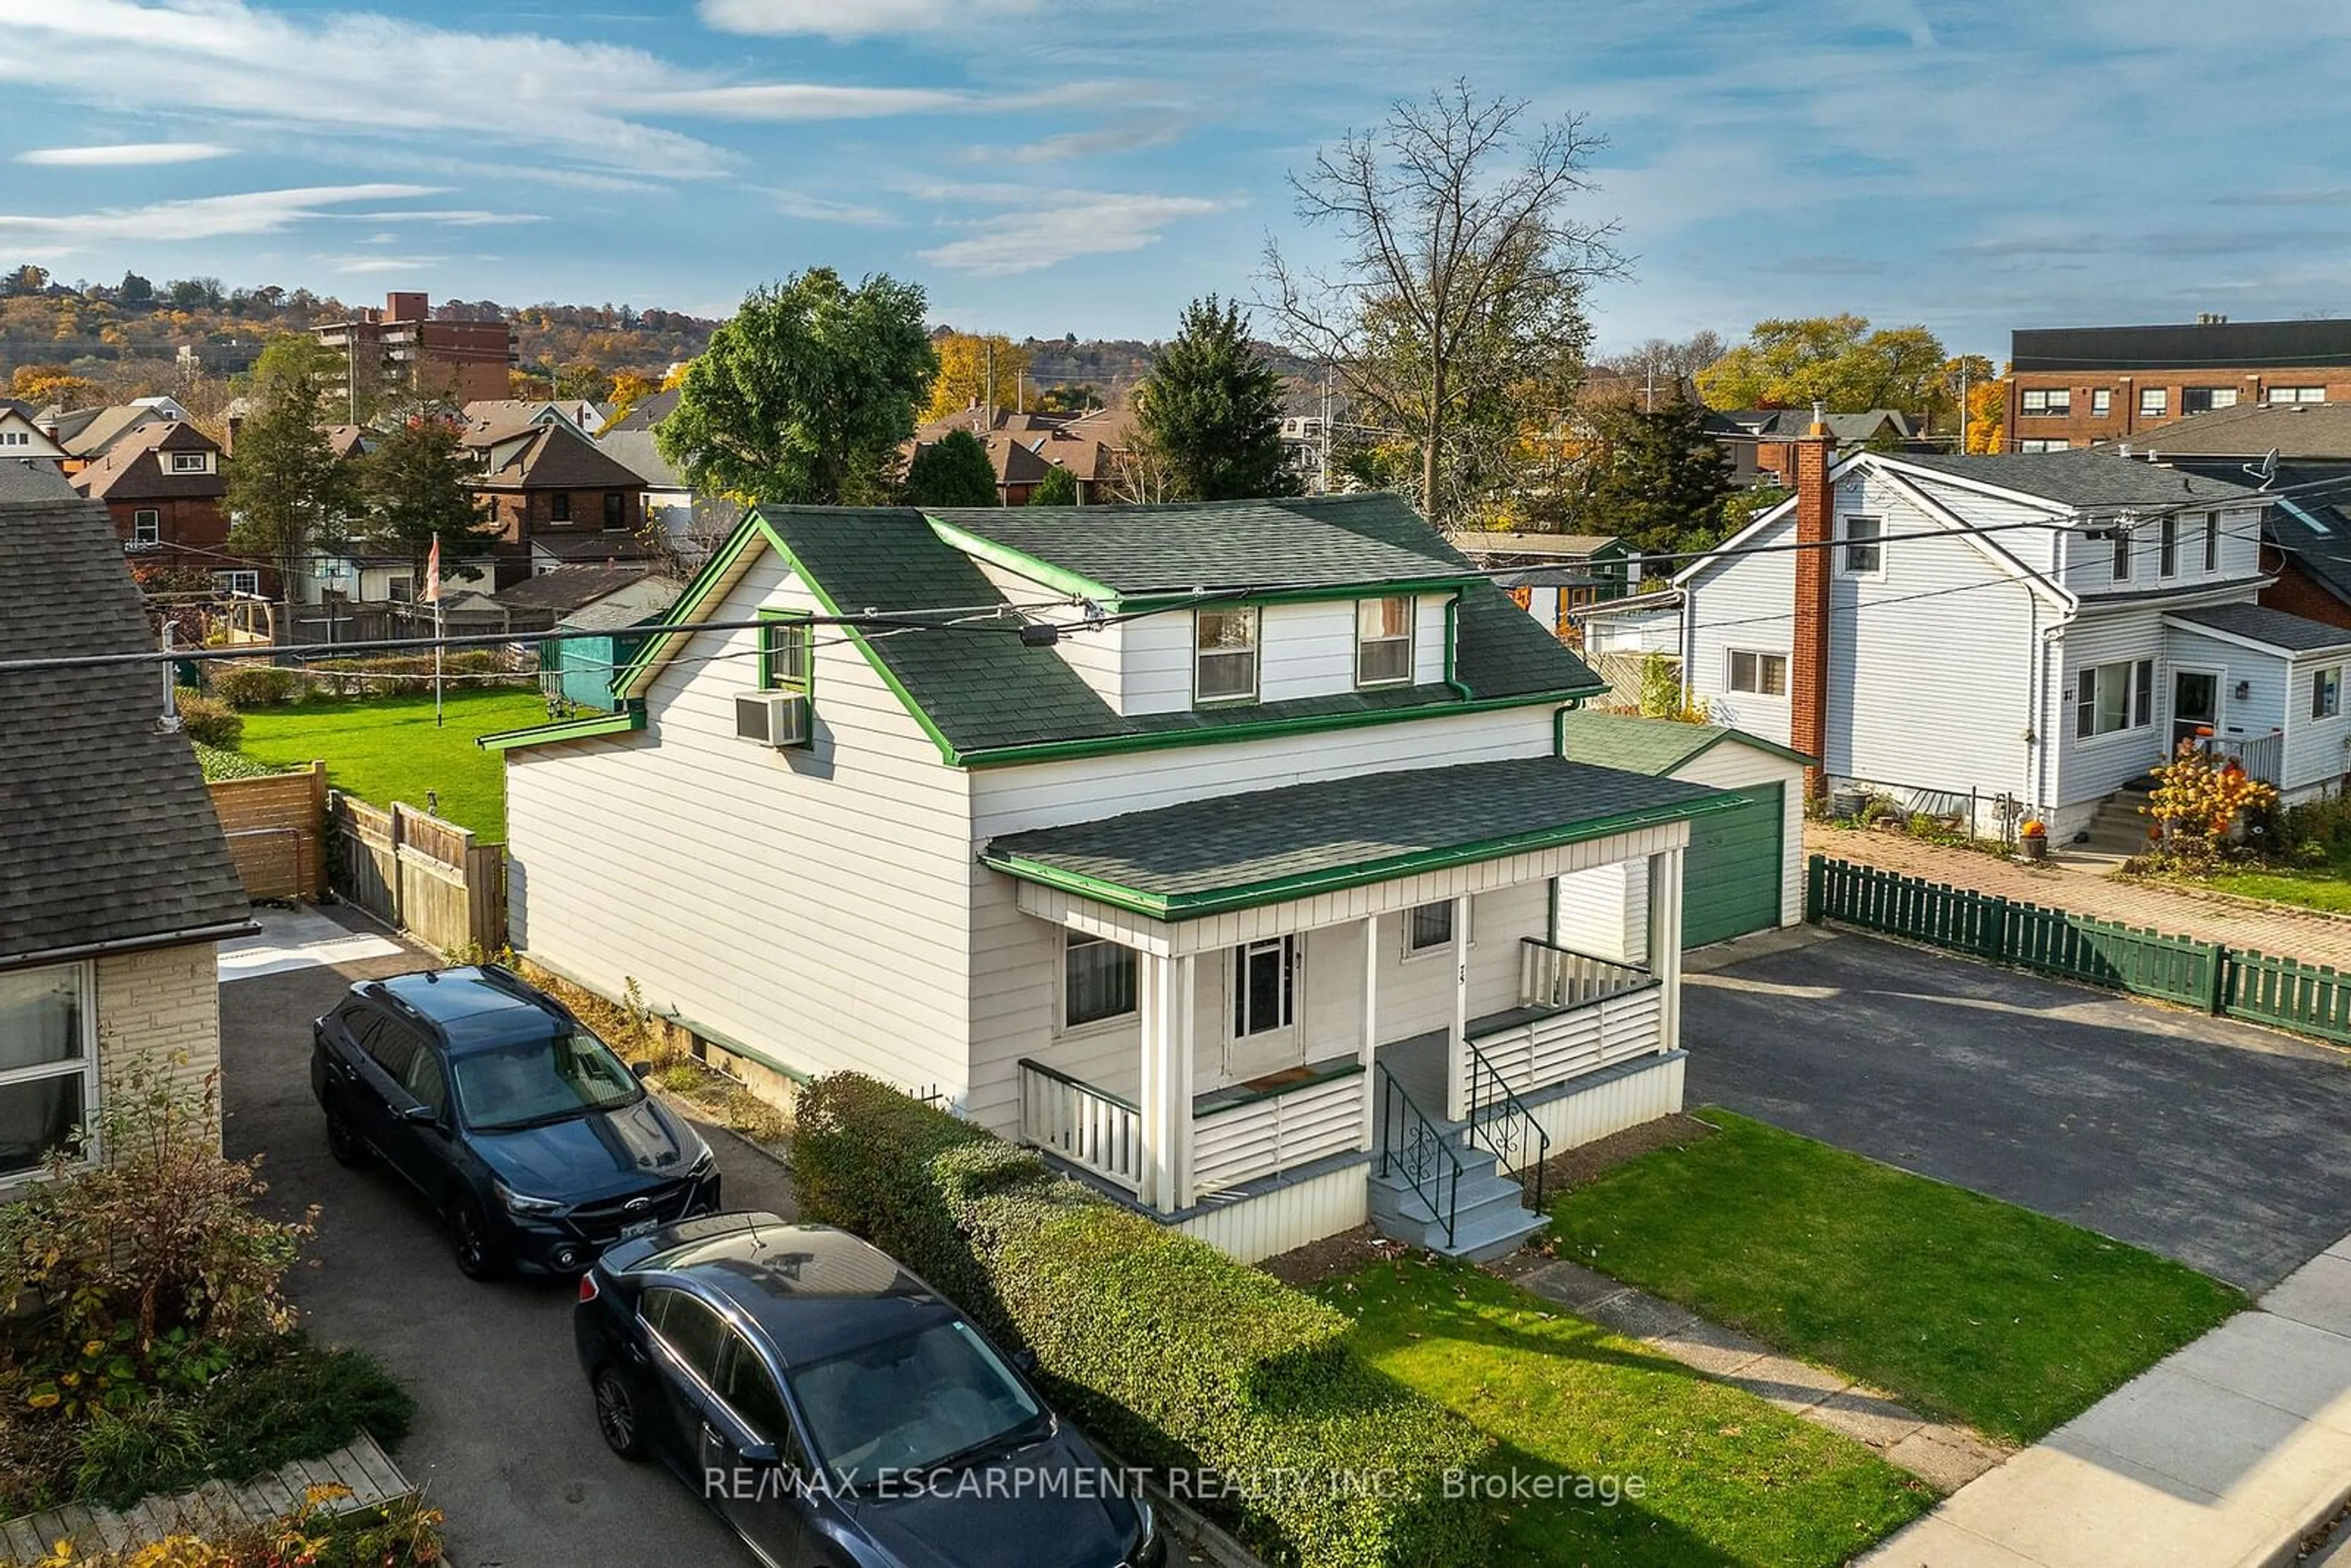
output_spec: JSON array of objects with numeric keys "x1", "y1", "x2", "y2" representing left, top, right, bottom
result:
[
  {"x1": 313, "y1": 291, "x2": 517, "y2": 406},
  {"x1": 2006, "y1": 315, "x2": 2351, "y2": 451}
]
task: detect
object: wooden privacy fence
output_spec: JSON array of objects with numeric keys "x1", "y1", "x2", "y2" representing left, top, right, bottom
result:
[
  {"x1": 330, "y1": 793, "x2": 508, "y2": 955},
  {"x1": 206, "y1": 762, "x2": 328, "y2": 901},
  {"x1": 1807, "y1": 854, "x2": 2351, "y2": 1046}
]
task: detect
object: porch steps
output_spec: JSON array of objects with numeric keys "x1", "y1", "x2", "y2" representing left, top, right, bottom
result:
[
  {"x1": 2080, "y1": 781, "x2": 2159, "y2": 857},
  {"x1": 1368, "y1": 1130, "x2": 1550, "y2": 1264}
]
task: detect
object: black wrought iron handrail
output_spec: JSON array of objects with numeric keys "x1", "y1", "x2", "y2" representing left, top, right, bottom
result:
[
  {"x1": 1464, "y1": 1037, "x2": 1552, "y2": 1209},
  {"x1": 1375, "y1": 1063, "x2": 1461, "y2": 1248}
]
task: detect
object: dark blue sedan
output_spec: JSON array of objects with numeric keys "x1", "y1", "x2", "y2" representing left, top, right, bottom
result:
[{"x1": 574, "y1": 1213, "x2": 1163, "y2": 1568}]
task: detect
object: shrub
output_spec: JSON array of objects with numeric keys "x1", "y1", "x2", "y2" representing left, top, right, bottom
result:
[
  {"x1": 173, "y1": 692, "x2": 243, "y2": 750},
  {"x1": 209, "y1": 666, "x2": 309, "y2": 710},
  {"x1": 2140, "y1": 739, "x2": 2279, "y2": 874},
  {"x1": 793, "y1": 1074, "x2": 1494, "y2": 1568}
]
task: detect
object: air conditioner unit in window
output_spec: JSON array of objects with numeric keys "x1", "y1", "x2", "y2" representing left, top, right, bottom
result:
[{"x1": 735, "y1": 691, "x2": 809, "y2": 748}]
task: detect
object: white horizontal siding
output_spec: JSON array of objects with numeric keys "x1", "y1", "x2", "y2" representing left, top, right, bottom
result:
[
  {"x1": 2053, "y1": 610, "x2": 2172, "y2": 804},
  {"x1": 1898, "y1": 470, "x2": 2063, "y2": 575},
  {"x1": 975, "y1": 558, "x2": 1123, "y2": 710},
  {"x1": 1174, "y1": 1160, "x2": 1368, "y2": 1264},
  {"x1": 1258, "y1": 600, "x2": 1360, "y2": 702},
  {"x1": 1416, "y1": 593, "x2": 1450, "y2": 683},
  {"x1": 1553, "y1": 862, "x2": 1643, "y2": 963},
  {"x1": 2053, "y1": 503, "x2": 2265, "y2": 598},
  {"x1": 506, "y1": 555, "x2": 978, "y2": 1105},
  {"x1": 1685, "y1": 512, "x2": 1794, "y2": 745},
  {"x1": 1122, "y1": 609, "x2": 1194, "y2": 714},
  {"x1": 2284, "y1": 653, "x2": 2351, "y2": 792}
]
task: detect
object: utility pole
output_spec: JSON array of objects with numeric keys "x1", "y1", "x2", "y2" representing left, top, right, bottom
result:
[
  {"x1": 983, "y1": 339, "x2": 996, "y2": 427},
  {"x1": 1958, "y1": 363, "x2": 1970, "y2": 454}
]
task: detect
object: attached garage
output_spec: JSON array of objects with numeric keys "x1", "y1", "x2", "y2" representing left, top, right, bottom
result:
[{"x1": 1558, "y1": 710, "x2": 1810, "y2": 949}]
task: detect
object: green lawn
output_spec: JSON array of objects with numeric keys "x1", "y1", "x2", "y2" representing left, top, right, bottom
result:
[
  {"x1": 236, "y1": 689, "x2": 548, "y2": 840},
  {"x1": 2203, "y1": 860, "x2": 2351, "y2": 913},
  {"x1": 1547, "y1": 1111, "x2": 2244, "y2": 1444},
  {"x1": 1322, "y1": 1257, "x2": 1932, "y2": 1567}
]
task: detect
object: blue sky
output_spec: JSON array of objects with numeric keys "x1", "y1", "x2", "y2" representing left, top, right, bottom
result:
[{"x1": 4, "y1": 0, "x2": 2350, "y2": 362}]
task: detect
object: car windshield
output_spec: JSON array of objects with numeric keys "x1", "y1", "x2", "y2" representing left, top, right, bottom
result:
[
  {"x1": 452, "y1": 1027, "x2": 642, "y2": 1132},
  {"x1": 787, "y1": 1319, "x2": 1045, "y2": 1484}
]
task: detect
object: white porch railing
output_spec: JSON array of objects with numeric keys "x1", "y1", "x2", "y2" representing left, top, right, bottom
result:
[
  {"x1": 1018, "y1": 1059, "x2": 1143, "y2": 1193},
  {"x1": 1193, "y1": 1067, "x2": 1363, "y2": 1193},
  {"x1": 2203, "y1": 730, "x2": 2283, "y2": 787},
  {"x1": 1519, "y1": 937, "x2": 1654, "y2": 1010}
]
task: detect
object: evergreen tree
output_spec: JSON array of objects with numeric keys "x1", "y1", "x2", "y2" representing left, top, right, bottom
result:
[
  {"x1": 1575, "y1": 388, "x2": 1733, "y2": 558},
  {"x1": 1027, "y1": 464, "x2": 1079, "y2": 506},
  {"x1": 363, "y1": 414, "x2": 497, "y2": 574},
  {"x1": 902, "y1": 430, "x2": 1001, "y2": 507},
  {"x1": 1134, "y1": 296, "x2": 1296, "y2": 501},
  {"x1": 225, "y1": 335, "x2": 359, "y2": 598}
]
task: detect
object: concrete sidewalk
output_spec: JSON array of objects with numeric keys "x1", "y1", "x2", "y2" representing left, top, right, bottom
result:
[{"x1": 1860, "y1": 1232, "x2": 2351, "y2": 1567}]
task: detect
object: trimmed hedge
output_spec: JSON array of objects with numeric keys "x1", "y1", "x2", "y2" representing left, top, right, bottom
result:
[
  {"x1": 793, "y1": 1074, "x2": 1494, "y2": 1568},
  {"x1": 211, "y1": 664, "x2": 310, "y2": 710},
  {"x1": 173, "y1": 690, "x2": 243, "y2": 749}
]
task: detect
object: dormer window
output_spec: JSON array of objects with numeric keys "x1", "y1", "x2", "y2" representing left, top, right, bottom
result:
[
  {"x1": 1194, "y1": 607, "x2": 1258, "y2": 703},
  {"x1": 1355, "y1": 596, "x2": 1414, "y2": 686},
  {"x1": 169, "y1": 451, "x2": 208, "y2": 473}
]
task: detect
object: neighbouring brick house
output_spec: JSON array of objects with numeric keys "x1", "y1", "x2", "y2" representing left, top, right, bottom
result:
[
  {"x1": 468, "y1": 416, "x2": 648, "y2": 588},
  {"x1": 66, "y1": 421, "x2": 259, "y2": 591},
  {"x1": 2008, "y1": 317, "x2": 2351, "y2": 451},
  {"x1": 0, "y1": 463, "x2": 253, "y2": 1191}
]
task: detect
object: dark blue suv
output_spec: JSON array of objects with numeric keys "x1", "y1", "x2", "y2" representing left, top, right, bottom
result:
[
  {"x1": 576, "y1": 1213, "x2": 1161, "y2": 1568},
  {"x1": 311, "y1": 966, "x2": 719, "y2": 1279}
]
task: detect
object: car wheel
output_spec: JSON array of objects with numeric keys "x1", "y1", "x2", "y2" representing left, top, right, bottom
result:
[
  {"x1": 449, "y1": 1195, "x2": 508, "y2": 1280},
  {"x1": 593, "y1": 1367, "x2": 646, "y2": 1460},
  {"x1": 324, "y1": 1103, "x2": 369, "y2": 1168}
]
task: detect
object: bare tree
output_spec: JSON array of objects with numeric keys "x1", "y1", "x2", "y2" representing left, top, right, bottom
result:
[{"x1": 1261, "y1": 81, "x2": 1627, "y2": 523}]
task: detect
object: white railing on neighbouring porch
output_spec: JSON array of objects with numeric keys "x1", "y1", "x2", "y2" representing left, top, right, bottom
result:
[
  {"x1": 2203, "y1": 730, "x2": 2283, "y2": 787},
  {"x1": 1018, "y1": 1059, "x2": 1143, "y2": 1192},
  {"x1": 1520, "y1": 937, "x2": 1654, "y2": 1010},
  {"x1": 1192, "y1": 1065, "x2": 1363, "y2": 1194}
]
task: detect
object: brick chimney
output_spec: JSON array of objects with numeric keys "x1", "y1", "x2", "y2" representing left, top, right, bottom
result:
[{"x1": 1789, "y1": 402, "x2": 1836, "y2": 799}]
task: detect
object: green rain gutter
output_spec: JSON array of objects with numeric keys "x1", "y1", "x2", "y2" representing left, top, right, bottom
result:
[{"x1": 479, "y1": 705, "x2": 646, "y2": 752}]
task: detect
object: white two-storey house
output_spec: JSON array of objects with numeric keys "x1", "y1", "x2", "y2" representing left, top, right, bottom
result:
[
  {"x1": 486, "y1": 496, "x2": 1797, "y2": 1262},
  {"x1": 1673, "y1": 446, "x2": 2351, "y2": 841}
]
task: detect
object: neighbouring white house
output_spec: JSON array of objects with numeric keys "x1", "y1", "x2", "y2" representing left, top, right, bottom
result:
[
  {"x1": 1660, "y1": 427, "x2": 2350, "y2": 843},
  {"x1": 484, "y1": 496, "x2": 1801, "y2": 1264},
  {"x1": 0, "y1": 402, "x2": 67, "y2": 466}
]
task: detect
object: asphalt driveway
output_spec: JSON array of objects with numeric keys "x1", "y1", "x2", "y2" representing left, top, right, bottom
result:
[
  {"x1": 1684, "y1": 930, "x2": 2351, "y2": 1292},
  {"x1": 219, "y1": 908, "x2": 789, "y2": 1568}
]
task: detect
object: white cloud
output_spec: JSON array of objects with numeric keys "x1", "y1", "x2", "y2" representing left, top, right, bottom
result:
[
  {"x1": 0, "y1": 185, "x2": 439, "y2": 249},
  {"x1": 316, "y1": 253, "x2": 446, "y2": 274},
  {"x1": 644, "y1": 84, "x2": 975, "y2": 121},
  {"x1": 918, "y1": 190, "x2": 1230, "y2": 276},
  {"x1": 16, "y1": 142, "x2": 232, "y2": 167},
  {"x1": 698, "y1": 0, "x2": 1043, "y2": 40},
  {"x1": 337, "y1": 210, "x2": 549, "y2": 227},
  {"x1": 971, "y1": 122, "x2": 1183, "y2": 165},
  {"x1": 768, "y1": 189, "x2": 895, "y2": 225}
]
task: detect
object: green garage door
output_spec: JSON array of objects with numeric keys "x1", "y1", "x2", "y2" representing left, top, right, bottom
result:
[{"x1": 1682, "y1": 782, "x2": 1783, "y2": 948}]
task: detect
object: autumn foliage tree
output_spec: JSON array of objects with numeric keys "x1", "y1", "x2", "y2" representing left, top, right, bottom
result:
[
  {"x1": 1965, "y1": 377, "x2": 2008, "y2": 453},
  {"x1": 923, "y1": 332, "x2": 1035, "y2": 422},
  {"x1": 1698, "y1": 316, "x2": 1987, "y2": 432},
  {"x1": 2140, "y1": 739, "x2": 2279, "y2": 871}
]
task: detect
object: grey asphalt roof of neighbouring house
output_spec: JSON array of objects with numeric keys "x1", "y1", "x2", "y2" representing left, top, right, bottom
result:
[
  {"x1": 1889, "y1": 449, "x2": 2260, "y2": 508},
  {"x1": 0, "y1": 493, "x2": 250, "y2": 964},
  {"x1": 2164, "y1": 602, "x2": 2351, "y2": 655}
]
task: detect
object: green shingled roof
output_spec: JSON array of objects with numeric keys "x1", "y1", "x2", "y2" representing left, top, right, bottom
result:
[
  {"x1": 923, "y1": 493, "x2": 1474, "y2": 600},
  {"x1": 982, "y1": 757, "x2": 1736, "y2": 918},
  {"x1": 1556, "y1": 710, "x2": 1814, "y2": 776},
  {"x1": 588, "y1": 497, "x2": 1605, "y2": 766}
]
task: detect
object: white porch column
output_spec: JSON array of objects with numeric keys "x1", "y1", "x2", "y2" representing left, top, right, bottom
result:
[
  {"x1": 1648, "y1": 847, "x2": 1685, "y2": 1054},
  {"x1": 1169, "y1": 953, "x2": 1195, "y2": 1208},
  {"x1": 1447, "y1": 892, "x2": 1471, "y2": 1122},
  {"x1": 1359, "y1": 913, "x2": 1380, "y2": 1151},
  {"x1": 1137, "y1": 951, "x2": 1196, "y2": 1214}
]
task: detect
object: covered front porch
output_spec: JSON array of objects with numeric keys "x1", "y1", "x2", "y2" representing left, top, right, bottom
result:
[{"x1": 982, "y1": 756, "x2": 1734, "y2": 1226}]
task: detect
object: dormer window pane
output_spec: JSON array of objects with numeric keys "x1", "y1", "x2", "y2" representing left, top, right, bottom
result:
[
  {"x1": 1195, "y1": 608, "x2": 1257, "y2": 702},
  {"x1": 1355, "y1": 596, "x2": 1413, "y2": 686}
]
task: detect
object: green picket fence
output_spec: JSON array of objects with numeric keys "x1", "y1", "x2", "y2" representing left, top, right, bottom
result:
[{"x1": 1807, "y1": 855, "x2": 2351, "y2": 1044}]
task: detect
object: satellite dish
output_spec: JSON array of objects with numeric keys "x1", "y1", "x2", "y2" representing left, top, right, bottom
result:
[{"x1": 2246, "y1": 448, "x2": 2280, "y2": 488}]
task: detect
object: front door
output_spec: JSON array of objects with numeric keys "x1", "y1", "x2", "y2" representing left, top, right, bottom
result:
[{"x1": 2172, "y1": 669, "x2": 2221, "y2": 755}]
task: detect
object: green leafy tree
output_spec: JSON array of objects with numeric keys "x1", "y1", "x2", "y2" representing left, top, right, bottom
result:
[
  {"x1": 1134, "y1": 296, "x2": 1295, "y2": 501},
  {"x1": 657, "y1": 268, "x2": 936, "y2": 506},
  {"x1": 1027, "y1": 464, "x2": 1079, "y2": 506},
  {"x1": 363, "y1": 414, "x2": 497, "y2": 574},
  {"x1": 1698, "y1": 316, "x2": 1977, "y2": 429},
  {"x1": 225, "y1": 335, "x2": 358, "y2": 596},
  {"x1": 902, "y1": 429, "x2": 1001, "y2": 507},
  {"x1": 1573, "y1": 388, "x2": 1733, "y2": 557},
  {"x1": 1264, "y1": 82, "x2": 1622, "y2": 523}
]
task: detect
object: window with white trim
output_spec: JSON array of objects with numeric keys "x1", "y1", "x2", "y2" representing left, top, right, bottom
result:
[
  {"x1": 2075, "y1": 658, "x2": 2154, "y2": 738},
  {"x1": 0, "y1": 430, "x2": 28, "y2": 448},
  {"x1": 2091, "y1": 389, "x2": 2113, "y2": 417},
  {"x1": 2204, "y1": 512, "x2": 2220, "y2": 572},
  {"x1": 132, "y1": 509, "x2": 160, "y2": 546},
  {"x1": 0, "y1": 964, "x2": 95, "y2": 1179},
  {"x1": 1404, "y1": 901, "x2": 1455, "y2": 957},
  {"x1": 2139, "y1": 388, "x2": 2169, "y2": 418},
  {"x1": 2315, "y1": 667, "x2": 2342, "y2": 721},
  {"x1": 1726, "y1": 649, "x2": 1788, "y2": 697},
  {"x1": 1194, "y1": 607, "x2": 1258, "y2": 703},
  {"x1": 2021, "y1": 388, "x2": 2071, "y2": 416},
  {"x1": 1840, "y1": 515, "x2": 1883, "y2": 575},
  {"x1": 1232, "y1": 936, "x2": 1297, "y2": 1038},
  {"x1": 2159, "y1": 514, "x2": 2179, "y2": 578},
  {"x1": 2268, "y1": 386, "x2": 2327, "y2": 405},
  {"x1": 2017, "y1": 438, "x2": 2071, "y2": 453},
  {"x1": 2182, "y1": 387, "x2": 2238, "y2": 414},
  {"x1": 1061, "y1": 931, "x2": 1136, "y2": 1030},
  {"x1": 2090, "y1": 523, "x2": 2134, "y2": 583},
  {"x1": 168, "y1": 451, "x2": 209, "y2": 474},
  {"x1": 1355, "y1": 596, "x2": 1412, "y2": 686},
  {"x1": 214, "y1": 569, "x2": 259, "y2": 596}
]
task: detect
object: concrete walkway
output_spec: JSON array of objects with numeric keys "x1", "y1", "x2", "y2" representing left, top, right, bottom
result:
[
  {"x1": 1504, "y1": 1258, "x2": 2008, "y2": 1492},
  {"x1": 1859, "y1": 1231, "x2": 2351, "y2": 1567},
  {"x1": 1810, "y1": 825, "x2": 2351, "y2": 970}
]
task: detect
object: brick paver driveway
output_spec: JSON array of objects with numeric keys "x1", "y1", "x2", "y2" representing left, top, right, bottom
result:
[{"x1": 1810, "y1": 825, "x2": 2351, "y2": 970}]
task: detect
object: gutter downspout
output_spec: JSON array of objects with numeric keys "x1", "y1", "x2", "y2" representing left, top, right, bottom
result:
[{"x1": 1442, "y1": 591, "x2": 1474, "y2": 700}]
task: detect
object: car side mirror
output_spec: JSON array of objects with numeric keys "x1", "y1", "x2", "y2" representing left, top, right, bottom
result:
[
  {"x1": 738, "y1": 1440, "x2": 780, "y2": 1466},
  {"x1": 1013, "y1": 1348, "x2": 1040, "y2": 1375},
  {"x1": 631, "y1": 1060, "x2": 653, "y2": 1079},
  {"x1": 402, "y1": 1103, "x2": 440, "y2": 1125}
]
